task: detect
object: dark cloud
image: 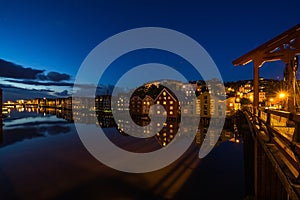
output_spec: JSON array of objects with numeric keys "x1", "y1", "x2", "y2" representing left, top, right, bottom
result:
[
  {"x1": 55, "y1": 90, "x2": 69, "y2": 96},
  {"x1": 0, "y1": 58, "x2": 44, "y2": 79},
  {"x1": 0, "y1": 58, "x2": 71, "y2": 82},
  {"x1": 0, "y1": 83, "x2": 55, "y2": 101},
  {"x1": 6, "y1": 79, "x2": 73, "y2": 87},
  {"x1": 37, "y1": 71, "x2": 70, "y2": 82},
  {"x1": 0, "y1": 58, "x2": 72, "y2": 100}
]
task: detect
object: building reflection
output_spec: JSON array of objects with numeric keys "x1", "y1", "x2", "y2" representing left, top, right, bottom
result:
[
  {"x1": 2, "y1": 79, "x2": 235, "y2": 149},
  {"x1": 0, "y1": 107, "x2": 73, "y2": 148},
  {"x1": 1, "y1": 106, "x2": 238, "y2": 150},
  {"x1": 116, "y1": 116, "x2": 237, "y2": 148}
]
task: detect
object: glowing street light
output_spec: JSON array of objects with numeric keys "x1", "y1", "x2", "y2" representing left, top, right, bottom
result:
[
  {"x1": 278, "y1": 92, "x2": 287, "y2": 110},
  {"x1": 279, "y1": 92, "x2": 286, "y2": 99}
]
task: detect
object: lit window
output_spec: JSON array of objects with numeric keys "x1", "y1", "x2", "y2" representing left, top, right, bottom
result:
[
  {"x1": 143, "y1": 102, "x2": 146, "y2": 104},
  {"x1": 168, "y1": 96, "x2": 170, "y2": 99},
  {"x1": 163, "y1": 101, "x2": 166, "y2": 105},
  {"x1": 157, "y1": 123, "x2": 161, "y2": 126},
  {"x1": 170, "y1": 111, "x2": 173, "y2": 115},
  {"x1": 170, "y1": 106, "x2": 173, "y2": 110},
  {"x1": 157, "y1": 110, "x2": 161, "y2": 114},
  {"x1": 163, "y1": 92, "x2": 166, "y2": 96},
  {"x1": 170, "y1": 101, "x2": 173, "y2": 104},
  {"x1": 157, "y1": 101, "x2": 160, "y2": 104},
  {"x1": 170, "y1": 124, "x2": 173, "y2": 128}
]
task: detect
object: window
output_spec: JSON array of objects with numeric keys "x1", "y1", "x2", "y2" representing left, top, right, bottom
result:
[
  {"x1": 169, "y1": 111, "x2": 173, "y2": 115},
  {"x1": 170, "y1": 106, "x2": 173, "y2": 110},
  {"x1": 163, "y1": 91, "x2": 166, "y2": 96},
  {"x1": 157, "y1": 101, "x2": 160, "y2": 104},
  {"x1": 163, "y1": 101, "x2": 166, "y2": 105},
  {"x1": 170, "y1": 101, "x2": 173, "y2": 104}
]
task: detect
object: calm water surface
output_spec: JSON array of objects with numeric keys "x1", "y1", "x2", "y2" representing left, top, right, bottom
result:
[{"x1": 0, "y1": 109, "x2": 245, "y2": 199}]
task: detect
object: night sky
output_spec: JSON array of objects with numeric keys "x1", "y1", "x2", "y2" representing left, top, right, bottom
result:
[{"x1": 0, "y1": 0, "x2": 300, "y2": 100}]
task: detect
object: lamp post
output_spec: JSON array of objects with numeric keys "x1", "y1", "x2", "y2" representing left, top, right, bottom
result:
[
  {"x1": 278, "y1": 92, "x2": 287, "y2": 110},
  {"x1": 235, "y1": 97, "x2": 241, "y2": 110},
  {"x1": 269, "y1": 98, "x2": 274, "y2": 107}
]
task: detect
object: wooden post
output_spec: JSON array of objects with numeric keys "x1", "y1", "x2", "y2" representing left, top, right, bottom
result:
[
  {"x1": 253, "y1": 60, "x2": 260, "y2": 109},
  {"x1": 266, "y1": 112, "x2": 271, "y2": 126},
  {"x1": 284, "y1": 57, "x2": 297, "y2": 113},
  {"x1": 293, "y1": 120, "x2": 300, "y2": 143}
]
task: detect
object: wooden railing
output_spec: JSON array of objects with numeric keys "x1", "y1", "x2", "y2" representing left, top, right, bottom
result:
[{"x1": 244, "y1": 106, "x2": 300, "y2": 179}]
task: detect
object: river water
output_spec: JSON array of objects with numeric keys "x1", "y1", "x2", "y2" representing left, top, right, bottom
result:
[{"x1": 0, "y1": 108, "x2": 245, "y2": 199}]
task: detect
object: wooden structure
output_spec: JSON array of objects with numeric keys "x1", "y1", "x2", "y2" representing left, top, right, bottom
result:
[
  {"x1": 241, "y1": 107, "x2": 300, "y2": 199},
  {"x1": 233, "y1": 24, "x2": 300, "y2": 112}
]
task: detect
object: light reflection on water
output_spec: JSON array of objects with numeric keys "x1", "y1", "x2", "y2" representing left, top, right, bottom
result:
[
  {"x1": 1, "y1": 108, "x2": 73, "y2": 148},
  {"x1": 1, "y1": 108, "x2": 240, "y2": 150},
  {"x1": 0, "y1": 108, "x2": 245, "y2": 199}
]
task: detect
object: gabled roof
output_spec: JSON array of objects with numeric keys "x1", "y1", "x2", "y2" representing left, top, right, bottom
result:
[
  {"x1": 154, "y1": 88, "x2": 177, "y2": 102},
  {"x1": 143, "y1": 95, "x2": 154, "y2": 102}
]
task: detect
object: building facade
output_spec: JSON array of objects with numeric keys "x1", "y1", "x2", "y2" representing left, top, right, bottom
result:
[{"x1": 153, "y1": 88, "x2": 179, "y2": 119}]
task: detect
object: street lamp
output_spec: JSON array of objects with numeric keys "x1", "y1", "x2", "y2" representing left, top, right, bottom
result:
[
  {"x1": 278, "y1": 92, "x2": 287, "y2": 110},
  {"x1": 279, "y1": 92, "x2": 286, "y2": 99}
]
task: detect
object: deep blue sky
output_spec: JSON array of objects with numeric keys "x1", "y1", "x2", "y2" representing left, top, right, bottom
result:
[{"x1": 0, "y1": 0, "x2": 300, "y2": 100}]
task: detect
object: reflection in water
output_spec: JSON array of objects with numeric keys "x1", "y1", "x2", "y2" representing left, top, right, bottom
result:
[
  {"x1": 115, "y1": 114, "x2": 238, "y2": 151},
  {"x1": 1, "y1": 107, "x2": 239, "y2": 151},
  {"x1": 1, "y1": 108, "x2": 72, "y2": 148},
  {"x1": 0, "y1": 107, "x2": 244, "y2": 199}
]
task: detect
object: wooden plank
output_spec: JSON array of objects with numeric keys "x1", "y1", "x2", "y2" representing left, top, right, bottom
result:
[
  {"x1": 273, "y1": 137, "x2": 299, "y2": 178},
  {"x1": 265, "y1": 156, "x2": 271, "y2": 199},
  {"x1": 261, "y1": 148, "x2": 266, "y2": 199}
]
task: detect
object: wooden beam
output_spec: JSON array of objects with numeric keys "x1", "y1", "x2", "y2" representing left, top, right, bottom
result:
[{"x1": 233, "y1": 23, "x2": 300, "y2": 67}]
